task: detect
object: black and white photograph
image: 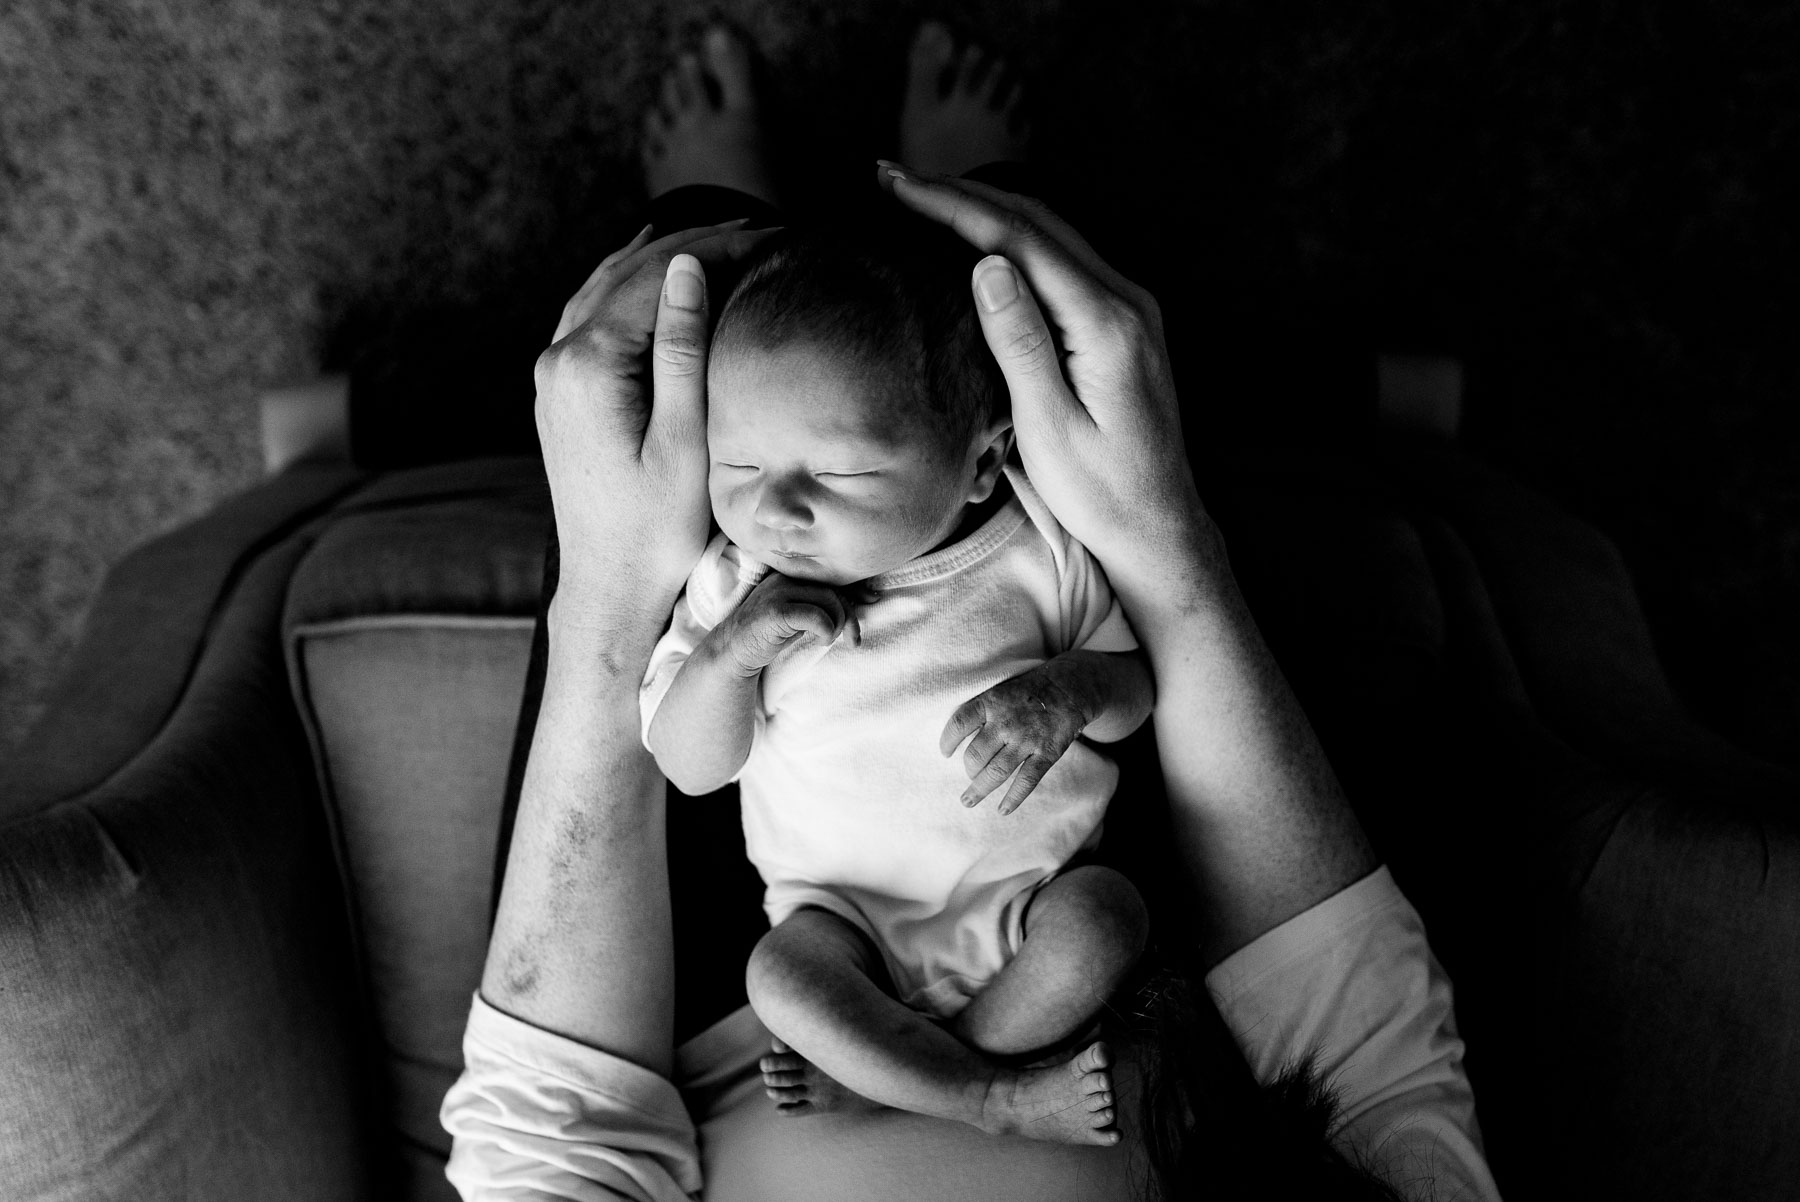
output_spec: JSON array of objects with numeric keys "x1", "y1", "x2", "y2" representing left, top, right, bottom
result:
[{"x1": 2, "y1": 2, "x2": 1795, "y2": 1199}]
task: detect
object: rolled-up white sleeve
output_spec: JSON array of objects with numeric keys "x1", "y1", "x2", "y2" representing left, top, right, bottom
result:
[
  {"x1": 1205, "y1": 866, "x2": 1503, "y2": 1202},
  {"x1": 440, "y1": 994, "x2": 702, "y2": 1201}
]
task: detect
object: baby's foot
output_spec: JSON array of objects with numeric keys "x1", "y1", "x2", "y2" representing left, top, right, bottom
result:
[
  {"x1": 760, "y1": 1038, "x2": 882, "y2": 1117},
  {"x1": 641, "y1": 25, "x2": 779, "y2": 205},
  {"x1": 899, "y1": 20, "x2": 1031, "y2": 176},
  {"x1": 981, "y1": 1040, "x2": 1120, "y2": 1146}
]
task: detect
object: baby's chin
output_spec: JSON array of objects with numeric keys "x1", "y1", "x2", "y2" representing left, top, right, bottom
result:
[{"x1": 749, "y1": 549, "x2": 886, "y2": 588}]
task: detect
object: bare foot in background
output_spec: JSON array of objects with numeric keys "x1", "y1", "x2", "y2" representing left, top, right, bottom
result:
[
  {"x1": 900, "y1": 20, "x2": 1032, "y2": 176},
  {"x1": 642, "y1": 25, "x2": 779, "y2": 205}
]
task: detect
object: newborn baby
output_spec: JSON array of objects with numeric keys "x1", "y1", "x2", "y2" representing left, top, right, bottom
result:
[{"x1": 640, "y1": 212, "x2": 1152, "y2": 1146}]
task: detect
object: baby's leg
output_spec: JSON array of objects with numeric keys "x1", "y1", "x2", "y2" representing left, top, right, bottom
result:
[
  {"x1": 951, "y1": 865, "x2": 1149, "y2": 1059},
  {"x1": 747, "y1": 907, "x2": 1121, "y2": 1145}
]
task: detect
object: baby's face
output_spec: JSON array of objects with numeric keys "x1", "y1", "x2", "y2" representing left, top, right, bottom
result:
[{"x1": 707, "y1": 343, "x2": 983, "y2": 585}]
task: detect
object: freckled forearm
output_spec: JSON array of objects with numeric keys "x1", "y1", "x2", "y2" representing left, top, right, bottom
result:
[
  {"x1": 480, "y1": 608, "x2": 676, "y2": 1072},
  {"x1": 1108, "y1": 518, "x2": 1376, "y2": 966}
]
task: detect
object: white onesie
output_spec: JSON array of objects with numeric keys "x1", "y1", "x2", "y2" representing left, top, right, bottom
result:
[{"x1": 641, "y1": 465, "x2": 1138, "y2": 1018}]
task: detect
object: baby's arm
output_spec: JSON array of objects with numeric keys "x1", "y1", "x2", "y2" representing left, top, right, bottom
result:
[
  {"x1": 648, "y1": 572, "x2": 862, "y2": 795},
  {"x1": 1047, "y1": 647, "x2": 1153, "y2": 743}
]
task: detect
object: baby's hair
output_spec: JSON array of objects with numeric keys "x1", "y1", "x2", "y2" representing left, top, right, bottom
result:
[{"x1": 711, "y1": 208, "x2": 1007, "y2": 449}]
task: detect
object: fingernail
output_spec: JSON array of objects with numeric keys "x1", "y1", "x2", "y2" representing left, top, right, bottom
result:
[
  {"x1": 665, "y1": 255, "x2": 705, "y2": 311},
  {"x1": 975, "y1": 260, "x2": 1018, "y2": 312}
]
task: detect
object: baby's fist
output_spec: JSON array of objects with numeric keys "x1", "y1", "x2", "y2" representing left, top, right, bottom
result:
[
  {"x1": 724, "y1": 573, "x2": 862, "y2": 675},
  {"x1": 940, "y1": 663, "x2": 1090, "y2": 814}
]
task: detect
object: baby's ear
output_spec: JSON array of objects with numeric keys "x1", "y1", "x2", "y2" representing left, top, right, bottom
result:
[{"x1": 967, "y1": 423, "x2": 1015, "y2": 503}]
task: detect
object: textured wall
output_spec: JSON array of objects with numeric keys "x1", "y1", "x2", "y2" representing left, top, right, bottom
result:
[{"x1": 2, "y1": 0, "x2": 1795, "y2": 761}]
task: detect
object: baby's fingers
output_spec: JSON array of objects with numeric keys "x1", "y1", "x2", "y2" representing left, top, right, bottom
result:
[
  {"x1": 771, "y1": 602, "x2": 840, "y2": 649},
  {"x1": 997, "y1": 755, "x2": 1054, "y2": 815},
  {"x1": 962, "y1": 745, "x2": 1023, "y2": 808},
  {"x1": 940, "y1": 696, "x2": 987, "y2": 757}
]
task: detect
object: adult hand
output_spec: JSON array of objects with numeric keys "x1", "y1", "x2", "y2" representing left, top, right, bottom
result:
[
  {"x1": 482, "y1": 219, "x2": 773, "y2": 1069},
  {"x1": 876, "y1": 164, "x2": 1212, "y2": 604},
  {"x1": 883, "y1": 165, "x2": 1381, "y2": 962},
  {"x1": 533, "y1": 219, "x2": 776, "y2": 635}
]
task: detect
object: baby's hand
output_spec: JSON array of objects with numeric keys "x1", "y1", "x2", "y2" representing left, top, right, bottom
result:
[
  {"x1": 939, "y1": 662, "x2": 1090, "y2": 815},
  {"x1": 721, "y1": 573, "x2": 863, "y2": 676}
]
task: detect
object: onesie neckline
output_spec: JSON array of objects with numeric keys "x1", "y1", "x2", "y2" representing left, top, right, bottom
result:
[{"x1": 866, "y1": 496, "x2": 1028, "y2": 590}]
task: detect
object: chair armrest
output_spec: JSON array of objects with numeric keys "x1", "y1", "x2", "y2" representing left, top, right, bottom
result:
[
  {"x1": 1211, "y1": 443, "x2": 1800, "y2": 1199},
  {"x1": 1534, "y1": 776, "x2": 1800, "y2": 1199},
  {"x1": 1, "y1": 462, "x2": 364, "y2": 819},
  {"x1": 0, "y1": 464, "x2": 380, "y2": 1200},
  {"x1": 1372, "y1": 440, "x2": 1799, "y2": 804}
]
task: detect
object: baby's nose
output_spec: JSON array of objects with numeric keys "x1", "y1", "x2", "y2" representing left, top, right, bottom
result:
[{"x1": 754, "y1": 480, "x2": 814, "y2": 530}]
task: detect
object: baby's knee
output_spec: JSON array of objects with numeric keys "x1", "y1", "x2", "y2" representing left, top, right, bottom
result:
[
  {"x1": 745, "y1": 925, "x2": 808, "y2": 1015},
  {"x1": 1042, "y1": 865, "x2": 1149, "y2": 964},
  {"x1": 745, "y1": 909, "x2": 872, "y2": 1016}
]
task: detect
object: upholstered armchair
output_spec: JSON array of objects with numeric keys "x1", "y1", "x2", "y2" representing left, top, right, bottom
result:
[{"x1": 4, "y1": 426, "x2": 1794, "y2": 1200}]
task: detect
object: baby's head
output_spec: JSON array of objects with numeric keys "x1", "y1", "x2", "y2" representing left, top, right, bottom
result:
[{"x1": 706, "y1": 211, "x2": 1012, "y2": 585}]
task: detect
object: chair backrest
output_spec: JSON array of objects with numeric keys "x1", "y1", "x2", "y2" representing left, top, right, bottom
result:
[{"x1": 283, "y1": 459, "x2": 548, "y2": 1201}]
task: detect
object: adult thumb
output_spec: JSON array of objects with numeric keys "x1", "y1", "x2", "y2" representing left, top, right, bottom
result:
[
  {"x1": 650, "y1": 253, "x2": 711, "y2": 449},
  {"x1": 970, "y1": 256, "x2": 1081, "y2": 424}
]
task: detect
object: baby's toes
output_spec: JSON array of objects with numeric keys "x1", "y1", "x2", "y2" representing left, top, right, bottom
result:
[
  {"x1": 761, "y1": 1067, "x2": 808, "y2": 1088},
  {"x1": 1084, "y1": 1077, "x2": 1117, "y2": 1129},
  {"x1": 1072, "y1": 1040, "x2": 1112, "y2": 1077},
  {"x1": 772, "y1": 1090, "x2": 814, "y2": 1116},
  {"x1": 760, "y1": 1049, "x2": 807, "y2": 1073},
  {"x1": 1078, "y1": 1068, "x2": 1113, "y2": 1121}
]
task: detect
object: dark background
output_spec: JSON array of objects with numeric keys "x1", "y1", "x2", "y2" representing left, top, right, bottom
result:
[{"x1": 1, "y1": 0, "x2": 1794, "y2": 766}]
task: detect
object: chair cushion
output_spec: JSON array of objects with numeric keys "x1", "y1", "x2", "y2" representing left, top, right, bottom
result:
[{"x1": 284, "y1": 458, "x2": 547, "y2": 1200}]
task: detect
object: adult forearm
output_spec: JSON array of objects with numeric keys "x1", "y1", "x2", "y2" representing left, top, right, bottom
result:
[
  {"x1": 1112, "y1": 517, "x2": 1377, "y2": 967},
  {"x1": 482, "y1": 599, "x2": 677, "y2": 1075}
]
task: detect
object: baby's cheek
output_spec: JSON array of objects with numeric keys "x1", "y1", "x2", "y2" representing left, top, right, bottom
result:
[
  {"x1": 855, "y1": 507, "x2": 933, "y2": 568},
  {"x1": 708, "y1": 481, "x2": 743, "y2": 531}
]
